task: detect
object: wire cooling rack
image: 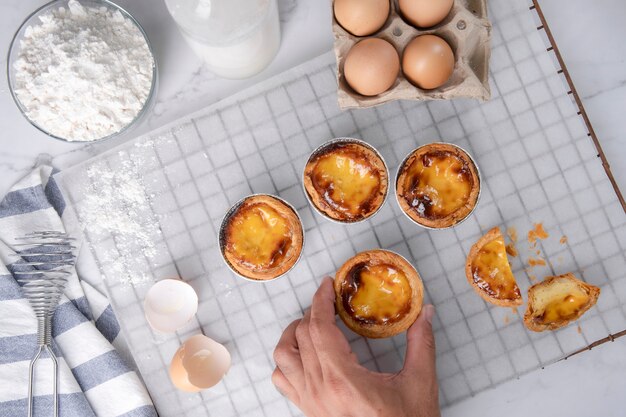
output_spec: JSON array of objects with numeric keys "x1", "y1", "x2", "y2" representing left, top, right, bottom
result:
[{"x1": 56, "y1": 0, "x2": 626, "y2": 414}]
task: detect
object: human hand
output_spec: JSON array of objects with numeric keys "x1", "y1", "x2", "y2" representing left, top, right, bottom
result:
[{"x1": 272, "y1": 277, "x2": 440, "y2": 417}]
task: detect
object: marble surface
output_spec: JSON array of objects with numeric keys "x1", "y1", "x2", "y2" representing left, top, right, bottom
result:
[
  {"x1": 539, "y1": 0, "x2": 626, "y2": 197},
  {"x1": 0, "y1": 0, "x2": 624, "y2": 416},
  {"x1": 0, "y1": 0, "x2": 333, "y2": 193}
]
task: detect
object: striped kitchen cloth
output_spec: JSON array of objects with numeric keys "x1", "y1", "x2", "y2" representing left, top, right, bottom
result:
[{"x1": 0, "y1": 166, "x2": 156, "y2": 417}]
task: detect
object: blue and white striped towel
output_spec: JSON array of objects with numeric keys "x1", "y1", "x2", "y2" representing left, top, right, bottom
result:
[{"x1": 0, "y1": 166, "x2": 156, "y2": 417}]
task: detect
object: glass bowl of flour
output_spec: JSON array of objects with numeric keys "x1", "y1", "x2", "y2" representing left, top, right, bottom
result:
[{"x1": 7, "y1": 0, "x2": 157, "y2": 143}]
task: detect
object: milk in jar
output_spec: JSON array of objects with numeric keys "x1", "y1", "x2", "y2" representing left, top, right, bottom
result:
[{"x1": 165, "y1": 0, "x2": 281, "y2": 79}]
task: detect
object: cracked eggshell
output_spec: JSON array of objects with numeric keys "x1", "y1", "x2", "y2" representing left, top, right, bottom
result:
[
  {"x1": 169, "y1": 348, "x2": 201, "y2": 393},
  {"x1": 182, "y1": 335, "x2": 231, "y2": 389},
  {"x1": 169, "y1": 334, "x2": 232, "y2": 391},
  {"x1": 144, "y1": 279, "x2": 198, "y2": 333}
]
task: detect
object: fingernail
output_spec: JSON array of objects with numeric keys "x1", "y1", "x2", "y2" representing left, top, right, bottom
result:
[{"x1": 423, "y1": 305, "x2": 435, "y2": 324}]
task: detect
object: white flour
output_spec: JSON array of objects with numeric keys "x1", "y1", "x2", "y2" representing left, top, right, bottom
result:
[
  {"x1": 80, "y1": 151, "x2": 160, "y2": 285},
  {"x1": 12, "y1": 0, "x2": 154, "y2": 141}
]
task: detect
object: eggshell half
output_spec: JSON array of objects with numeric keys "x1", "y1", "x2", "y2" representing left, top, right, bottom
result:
[
  {"x1": 181, "y1": 335, "x2": 232, "y2": 389},
  {"x1": 169, "y1": 349, "x2": 201, "y2": 393},
  {"x1": 144, "y1": 279, "x2": 198, "y2": 333}
]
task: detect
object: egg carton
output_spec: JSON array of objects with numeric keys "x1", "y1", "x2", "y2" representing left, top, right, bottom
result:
[{"x1": 333, "y1": 0, "x2": 492, "y2": 109}]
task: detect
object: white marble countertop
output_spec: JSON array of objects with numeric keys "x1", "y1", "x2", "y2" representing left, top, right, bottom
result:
[{"x1": 1, "y1": 0, "x2": 624, "y2": 416}]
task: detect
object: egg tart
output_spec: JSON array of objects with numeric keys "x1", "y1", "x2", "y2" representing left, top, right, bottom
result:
[
  {"x1": 304, "y1": 139, "x2": 388, "y2": 222},
  {"x1": 221, "y1": 195, "x2": 303, "y2": 281},
  {"x1": 524, "y1": 273, "x2": 600, "y2": 332},
  {"x1": 465, "y1": 227, "x2": 522, "y2": 307},
  {"x1": 396, "y1": 142, "x2": 480, "y2": 228},
  {"x1": 335, "y1": 250, "x2": 424, "y2": 338}
]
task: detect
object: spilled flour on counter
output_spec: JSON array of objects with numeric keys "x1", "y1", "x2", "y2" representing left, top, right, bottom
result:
[
  {"x1": 12, "y1": 0, "x2": 154, "y2": 141},
  {"x1": 79, "y1": 151, "x2": 161, "y2": 285}
]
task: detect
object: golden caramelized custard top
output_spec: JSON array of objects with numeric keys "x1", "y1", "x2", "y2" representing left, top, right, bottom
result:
[
  {"x1": 228, "y1": 204, "x2": 290, "y2": 268},
  {"x1": 313, "y1": 151, "x2": 380, "y2": 214},
  {"x1": 538, "y1": 289, "x2": 589, "y2": 324},
  {"x1": 397, "y1": 143, "x2": 479, "y2": 228},
  {"x1": 465, "y1": 227, "x2": 522, "y2": 307},
  {"x1": 342, "y1": 263, "x2": 412, "y2": 324},
  {"x1": 304, "y1": 142, "x2": 388, "y2": 222},
  {"x1": 471, "y1": 237, "x2": 521, "y2": 303},
  {"x1": 334, "y1": 250, "x2": 424, "y2": 339},
  {"x1": 223, "y1": 195, "x2": 303, "y2": 280},
  {"x1": 524, "y1": 273, "x2": 600, "y2": 331}
]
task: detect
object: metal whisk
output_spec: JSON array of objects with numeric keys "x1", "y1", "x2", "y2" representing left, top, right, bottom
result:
[{"x1": 12, "y1": 231, "x2": 76, "y2": 417}]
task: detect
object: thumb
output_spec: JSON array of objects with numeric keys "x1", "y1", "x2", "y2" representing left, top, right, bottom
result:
[
  {"x1": 402, "y1": 304, "x2": 436, "y2": 378},
  {"x1": 309, "y1": 277, "x2": 353, "y2": 363}
]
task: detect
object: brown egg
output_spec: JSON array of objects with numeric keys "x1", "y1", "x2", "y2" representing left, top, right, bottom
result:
[
  {"x1": 334, "y1": 0, "x2": 390, "y2": 36},
  {"x1": 344, "y1": 38, "x2": 400, "y2": 96},
  {"x1": 399, "y1": 0, "x2": 454, "y2": 28},
  {"x1": 402, "y1": 35, "x2": 454, "y2": 90}
]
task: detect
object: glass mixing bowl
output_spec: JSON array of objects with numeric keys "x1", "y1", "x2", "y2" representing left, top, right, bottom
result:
[{"x1": 6, "y1": 0, "x2": 158, "y2": 143}]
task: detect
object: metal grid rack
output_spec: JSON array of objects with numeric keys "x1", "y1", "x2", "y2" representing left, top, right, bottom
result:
[{"x1": 56, "y1": 0, "x2": 626, "y2": 415}]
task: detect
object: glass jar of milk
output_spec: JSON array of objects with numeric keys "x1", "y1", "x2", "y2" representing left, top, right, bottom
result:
[{"x1": 165, "y1": 0, "x2": 281, "y2": 79}]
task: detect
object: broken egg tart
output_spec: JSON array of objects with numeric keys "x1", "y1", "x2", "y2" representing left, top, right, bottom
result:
[
  {"x1": 396, "y1": 142, "x2": 480, "y2": 228},
  {"x1": 524, "y1": 273, "x2": 600, "y2": 332},
  {"x1": 221, "y1": 194, "x2": 303, "y2": 281},
  {"x1": 304, "y1": 139, "x2": 388, "y2": 222},
  {"x1": 466, "y1": 227, "x2": 522, "y2": 307},
  {"x1": 335, "y1": 250, "x2": 423, "y2": 338}
]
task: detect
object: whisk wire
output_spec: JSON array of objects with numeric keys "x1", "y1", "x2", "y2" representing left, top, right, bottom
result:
[{"x1": 15, "y1": 231, "x2": 75, "y2": 417}]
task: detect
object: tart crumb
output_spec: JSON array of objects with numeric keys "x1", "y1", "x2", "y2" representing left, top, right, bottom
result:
[
  {"x1": 507, "y1": 227, "x2": 518, "y2": 242},
  {"x1": 505, "y1": 243, "x2": 518, "y2": 257},
  {"x1": 560, "y1": 235, "x2": 568, "y2": 244},
  {"x1": 528, "y1": 257, "x2": 546, "y2": 267},
  {"x1": 528, "y1": 223, "x2": 549, "y2": 247}
]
